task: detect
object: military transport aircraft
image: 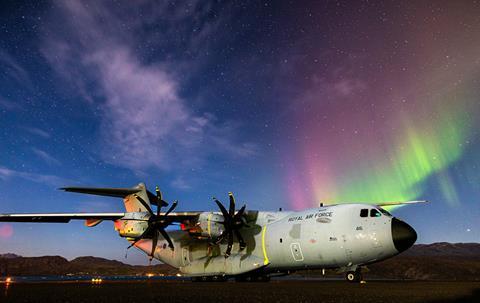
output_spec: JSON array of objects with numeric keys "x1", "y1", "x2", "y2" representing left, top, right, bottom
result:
[{"x1": 0, "y1": 183, "x2": 426, "y2": 282}]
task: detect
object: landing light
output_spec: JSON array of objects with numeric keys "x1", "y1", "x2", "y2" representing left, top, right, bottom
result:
[
  {"x1": 5, "y1": 277, "x2": 12, "y2": 283},
  {"x1": 146, "y1": 273, "x2": 154, "y2": 278},
  {"x1": 91, "y1": 278, "x2": 103, "y2": 284}
]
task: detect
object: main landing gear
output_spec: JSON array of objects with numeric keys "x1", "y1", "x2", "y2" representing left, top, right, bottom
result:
[
  {"x1": 235, "y1": 275, "x2": 270, "y2": 282},
  {"x1": 191, "y1": 275, "x2": 227, "y2": 282},
  {"x1": 191, "y1": 274, "x2": 271, "y2": 282}
]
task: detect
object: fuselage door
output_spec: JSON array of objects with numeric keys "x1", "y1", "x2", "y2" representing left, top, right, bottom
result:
[
  {"x1": 182, "y1": 247, "x2": 190, "y2": 266},
  {"x1": 290, "y1": 242, "x2": 304, "y2": 261}
]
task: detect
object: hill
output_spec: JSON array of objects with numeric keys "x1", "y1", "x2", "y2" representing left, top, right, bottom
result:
[
  {"x1": 0, "y1": 255, "x2": 176, "y2": 276},
  {"x1": 366, "y1": 242, "x2": 480, "y2": 280}
]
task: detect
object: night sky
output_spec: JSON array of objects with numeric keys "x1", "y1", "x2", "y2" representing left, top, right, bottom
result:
[{"x1": 0, "y1": 1, "x2": 479, "y2": 264}]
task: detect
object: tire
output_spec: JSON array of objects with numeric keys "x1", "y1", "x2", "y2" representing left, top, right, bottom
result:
[
  {"x1": 192, "y1": 276, "x2": 212, "y2": 282},
  {"x1": 235, "y1": 275, "x2": 271, "y2": 282},
  {"x1": 346, "y1": 271, "x2": 362, "y2": 283},
  {"x1": 211, "y1": 275, "x2": 227, "y2": 282}
]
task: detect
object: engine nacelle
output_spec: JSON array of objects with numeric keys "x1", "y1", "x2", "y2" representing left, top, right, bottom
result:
[
  {"x1": 114, "y1": 219, "x2": 148, "y2": 239},
  {"x1": 187, "y1": 212, "x2": 225, "y2": 241}
]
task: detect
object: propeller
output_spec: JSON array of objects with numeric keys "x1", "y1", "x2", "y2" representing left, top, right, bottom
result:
[
  {"x1": 213, "y1": 192, "x2": 248, "y2": 258},
  {"x1": 128, "y1": 186, "x2": 177, "y2": 259}
]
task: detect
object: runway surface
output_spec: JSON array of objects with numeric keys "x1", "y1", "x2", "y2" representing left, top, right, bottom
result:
[{"x1": 1, "y1": 280, "x2": 479, "y2": 303}]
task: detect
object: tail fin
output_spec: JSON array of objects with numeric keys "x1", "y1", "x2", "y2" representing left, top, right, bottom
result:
[{"x1": 60, "y1": 183, "x2": 152, "y2": 213}]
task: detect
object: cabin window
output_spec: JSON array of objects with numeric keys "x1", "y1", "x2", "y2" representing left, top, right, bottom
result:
[
  {"x1": 370, "y1": 209, "x2": 381, "y2": 217},
  {"x1": 360, "y1": 209, "x2": 368, "y2": 217}
]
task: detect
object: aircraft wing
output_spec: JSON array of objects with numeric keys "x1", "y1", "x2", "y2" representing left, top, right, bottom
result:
[
  {"x1": 163, "y1": 211, "x2": 203, "y2": 223},
  {"x1": 0, "y1": 213, "x2": 125, "y2": 223},
  {"x1": 376, "y1": 200, "x2": 428, "y2": 207}
]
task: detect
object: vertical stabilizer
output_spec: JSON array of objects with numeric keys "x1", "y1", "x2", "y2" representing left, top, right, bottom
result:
[{"x1": 123, "y1": 183, "x2": 151, "y2": 213}]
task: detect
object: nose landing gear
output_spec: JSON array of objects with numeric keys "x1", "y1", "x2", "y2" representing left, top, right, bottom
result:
[{"x1": 345, "y1": 269, "x2": 363, "y2": 283}]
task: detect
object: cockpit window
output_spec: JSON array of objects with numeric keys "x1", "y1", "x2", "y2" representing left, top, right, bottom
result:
[
  {"x1": 378, "y1": 208, "x2": 392, "y2": 217},
  {"x1": 370, "y1": 209, "x2": 381, "y2": 217},
  {"x1": 360, "y1": 209, "x2": 368, "y2": 217}
]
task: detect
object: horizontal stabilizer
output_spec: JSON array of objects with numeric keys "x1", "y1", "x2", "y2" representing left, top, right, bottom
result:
[
  {"x1": 0, "y1": 213, "x2": 125, "y2": 223},
  {"x1": 60, "y1": 186, "x2": 141, "y2": 198},
  {"x1": 60, "y1": 184, "x2": 163, "y2": 206}
]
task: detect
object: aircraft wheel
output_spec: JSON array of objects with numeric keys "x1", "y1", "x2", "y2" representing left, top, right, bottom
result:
[
  {"x1": 345, "y1": 271, "x2": 362, "y2": 283},
  {"x1": 192, "y1": 276, "x2": 212, "y2": 282},
  {"x1": 211, "y1": 275, "x2": 227, "y2": 282}
]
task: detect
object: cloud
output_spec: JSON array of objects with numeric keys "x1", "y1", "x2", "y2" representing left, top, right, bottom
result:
[
  {"x1": 31, "y1": 148, "x2": 61, "y2": 166},
  {"x1": 41, "y1": 1, "x2": 255, "y2": 172},
  {"x1": 171, "y1": 176, "x2": 191, "y2": 190},
  {"x1": 0, "y1": 224, "x2": 13, "y2": 239},
  {"x1": 0, "y1": 166, "x2": 70, "y2": 187},
  {"x1": 332, "y1": 78, "x2": 367, "y2": 97},
  {"x1": 0, "y1": 49, "x2": 31, "y2": 85},
  {"x1": 0, "y1": 95, "x2": 20, "y2": 111},
  {"x1": 23, "y1": 127, "x2": 51, "y2": 138}
]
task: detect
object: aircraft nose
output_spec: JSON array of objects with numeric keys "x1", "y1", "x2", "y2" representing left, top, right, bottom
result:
[{"x1": 391, "y1": 217, "x2": 417, "y2": 253}]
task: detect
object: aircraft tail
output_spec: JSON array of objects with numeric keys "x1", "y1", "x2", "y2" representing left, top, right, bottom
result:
[{"x1": 60, "y1": 183, "x2": 155, "y2": 213}]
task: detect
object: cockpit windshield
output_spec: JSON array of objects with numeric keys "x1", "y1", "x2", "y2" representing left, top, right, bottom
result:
[
  {"x1": 360, "y1": 207, "x2": 391, "y2": 218},
  {"x1": 378, "y1": 207, "x2": 392, "y2": 217}
]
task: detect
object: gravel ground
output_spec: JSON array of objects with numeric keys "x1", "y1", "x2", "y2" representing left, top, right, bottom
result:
[{"x1": 1, "y1": 280, "x2": 479, "y2": 303}]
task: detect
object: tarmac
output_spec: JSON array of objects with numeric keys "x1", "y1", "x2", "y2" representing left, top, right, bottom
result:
[{"x1": 1, "y1": 280, "x2": 479, "y2": 303}]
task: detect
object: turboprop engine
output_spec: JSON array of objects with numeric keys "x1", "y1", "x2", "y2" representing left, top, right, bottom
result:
[
  {"x1": 187, "y1": 212, "x2": 226, "y2": 240},
  {"x1": 113, "y1": 212, "x2": 149, "y2": 239},
  {"x1": 114, "y1": 220, "x2": 148, "y2": 239},
  {"x1": 186, "y1": 192, "x2": 249, "y2": 257}
]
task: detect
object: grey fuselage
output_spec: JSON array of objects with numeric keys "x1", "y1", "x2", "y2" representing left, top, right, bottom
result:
[{"x1": 134, "y1": 204, "x2": 416, "y2": 276}]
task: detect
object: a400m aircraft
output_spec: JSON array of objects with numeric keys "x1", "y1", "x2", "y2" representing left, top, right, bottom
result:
[{"x1": 0, "y1": 183, "x2": 426, "y2": 282}]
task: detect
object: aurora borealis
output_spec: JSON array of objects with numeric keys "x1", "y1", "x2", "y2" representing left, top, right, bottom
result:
[
  {"x1": 286, "y1": 69, "x2": 475, "y2": 210},
  {"x1": 0, "y1": 1, "x2": 479, "y2": 263}
]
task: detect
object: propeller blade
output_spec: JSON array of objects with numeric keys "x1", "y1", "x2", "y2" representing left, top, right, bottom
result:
[
  {"x1": 127, "y1": 224, "x2": 153, "y2": 249},
  {"x1": 225, "y1": 231, "x2": 233, "y2": 258},
  {"x1": 159, "y1": 228, "x2": 174, "y2": 250},
  {"x1": 133, "y1": 194, "x2": 154, "y2": 216},
  {"x1": 214, "y1": 198, "x2": 230, "y2": 219},
  {"x1": 214, "y1": 233, "x2": 225, "y2": 245},
  {"x1": 164, "y1": 200, "x2": 178, "y2": 216},
  {"x1": 234, "y1": 204, "x2": 247, "y2": 219},
  {"x1": 228, "y1": 192, "x2": 235, "y2": 216},
  {"x1": 150, "y1": 231, "x2": 158, "y2": 258},
  {"x1": 147, "y1": 190, "x2": 168, "y2": 207},
  {"x1": 127, "y1": 238, "x2": 141, "y2": 250},
  {"x1": 234, "y1": 229, "x2": 246, "y2": 250},
  {"x1": 155, "y1": 186, "x2": 162, "y2": 216},
  {"x1": 141, "y1": 224, "x2": 153, "y2": 239}
]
